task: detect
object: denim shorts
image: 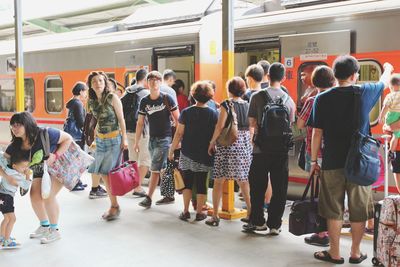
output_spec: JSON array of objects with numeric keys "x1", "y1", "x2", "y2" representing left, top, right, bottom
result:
[
  {"x1": 148, "y1": 136, "x2": 171, "y2": 172},
  {"x1": 88, "y1": 135, "x2": 121, "y2": 175}
]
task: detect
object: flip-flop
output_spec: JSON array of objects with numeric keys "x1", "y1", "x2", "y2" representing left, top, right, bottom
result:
[
  {"x1": 314, "y1": 251, "x2": 344, "y2": 264},
  {"x1": 349, "y1": 253, "x2": 367, "y2": 264}
]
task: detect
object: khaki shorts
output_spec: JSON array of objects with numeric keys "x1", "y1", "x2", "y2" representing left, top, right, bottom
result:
[
  {"x1": 127, "y1": 132, "x2": 151, "y2": 167},
  {"x1": 318, "y1": 168, "x2": 374, "y2": 222}
]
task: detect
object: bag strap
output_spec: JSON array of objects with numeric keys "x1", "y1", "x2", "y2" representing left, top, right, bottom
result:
[
  {"x1": 301, "y1": 171, "x2": 320, "y2": 201},
  {"x1": 114, "y1": 149, "x2": 125, "y2": 168},
  {"x1": 352, "y1": 86, "x2": 361, "y2": 132},
  {"x1": 263, "y1": 90, "x2": 274, "y2": 104},
  {"x1": 39, "y1": 128, "x2": 51, "y2": 160}
]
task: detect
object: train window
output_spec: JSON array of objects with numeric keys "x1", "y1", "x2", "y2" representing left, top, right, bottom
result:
[
  {"x1": 297, "y1": 62, "x2": 327, "y2": 109},
  {"x1": 24, "y1": 78, "x2": 35, "y2": 112},
  {"x1": 234, "y1": 48, "x2": 279, "y2": 79},
  {"x1": 106, "y1": 72, "x2": 115, "y2": 80},
  {"x1": 0, "y1": 78, "x2": 35, "y2": 112},
  {"x1": 0, "y1": 79, "x2": 16, "y2": 112},
  {"x1": 357, "y1": 61, "x2": 382, "y2": 125},
  {"x1": 45, "y1": 76, "x2": 63, "y2": 113},
  {"x1": 125, "y1": 71, "x2": 136, "y2": 87}
]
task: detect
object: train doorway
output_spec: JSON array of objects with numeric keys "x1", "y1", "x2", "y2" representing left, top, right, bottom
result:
[
  {"x1": 153, "y1": 45, "x2": 195, "y2": 96},
  {"x1": 234, "y1": 39, "x2": 280, "y2": 79}
]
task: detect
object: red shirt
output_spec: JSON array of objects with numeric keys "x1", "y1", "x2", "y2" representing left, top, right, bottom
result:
[
  {"x1": 298, "y1": 96, "x2": 323, "y2": 157},
  {"x1": 177, "y1": 94, "x2": 189, "y2": 111}
]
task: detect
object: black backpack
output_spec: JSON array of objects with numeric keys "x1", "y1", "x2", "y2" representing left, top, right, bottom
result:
[
  {"x1": 121, "y1": 87, "x2": 143, "y2": 132},
  {"x1": 254, "y1": 90, "x2": 293, "y2": 153}
]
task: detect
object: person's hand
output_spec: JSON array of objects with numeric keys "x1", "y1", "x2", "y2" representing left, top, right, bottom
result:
[
  {"x1": 47, "y1": 153, "x2": 56, "y2": 166},
  {"x1": 384, "y1": 62, "x2": 394, "y2": 73},
  {"x1": 208, "y1": 141, "x2": 216, "y2": 156},
  {"x1": 309, "y1": 162, "x2": 321, "y2": 177},
  {"x1": 168, "y1": 150, "x2": 174, "y2": 161},
  {"x1": 121, "y1": 137, "x2": 128, "y2": 150},
  {"x1": 134, "y1": 143, "x2": 140, "y2": 153},
  {"x1": 378, "y1": 115, "x2": 384, "y2": 125}
]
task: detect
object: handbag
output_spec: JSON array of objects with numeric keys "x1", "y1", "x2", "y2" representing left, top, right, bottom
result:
[
  {"x1": 344, "y1": 86, "x2": 380, "y2": 186},
  {"x1": 109, "y1": 151, "x2": 139, "y2": 196},
  {"x1": 46, "y1": 141, "x2": 95, "y2": 190},
  {"x1": 83, "y1": 112, "x2": 97, "y2": 146},
  {"x1": 289, "y1": 171, "x2": 327, "y2": 236},
  {"x1": 217, "y1": 100, "x2": 238, "y2": 146},
  {"x1": 173, "y1": 162, "x2": 185, "y2": 193},
  {"x1": 298, "y1": 140, "x2": 306, "y2": 171},
  {"x1": 160, "y1": 160, "x2": 175, "y2": 198}
]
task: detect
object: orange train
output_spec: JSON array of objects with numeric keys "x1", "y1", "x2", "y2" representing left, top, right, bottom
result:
[{"x1": 0, "y1": 0, "x2": 399, "y2": 197}]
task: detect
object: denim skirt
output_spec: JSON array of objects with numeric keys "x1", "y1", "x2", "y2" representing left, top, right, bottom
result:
[{"x1": 88, "y1": 135, "x2": 121, "y2": 175}]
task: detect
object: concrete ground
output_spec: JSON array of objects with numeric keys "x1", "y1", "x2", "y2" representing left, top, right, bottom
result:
[{"x1": 1, "y1": 173, "x2": 373, "y2": 267}]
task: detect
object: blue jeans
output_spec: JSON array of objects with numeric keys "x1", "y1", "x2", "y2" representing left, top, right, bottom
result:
[{"x1": 148, "y1": 136, "x2": 171, "y2": 172}]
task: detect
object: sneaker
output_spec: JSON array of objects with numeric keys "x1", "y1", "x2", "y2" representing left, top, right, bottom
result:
[
  {"x1": 40, "y1": 228, "x2": 61, "y2": 244},
  {"x1": 365, "y1": 228, "x2": 374, "y2": 235},
  {"x1": 304, "y1": 233, "x2": 329, "y2": 247},
  {"x1": 242, "y1": 223, "x2": 268, "y2": 232},
  {"x1": 139, "y1": 196, "x2": 152, "y2": 208},
  {"x1": 29, "y1": 226, "x2": 49, "y2": 239},
  {"x1": 2, "y1": 239, "x2": 21, "y2": 249},
  {"x1": 132, "y1": 190, "x2": 147, "y2": 198},
  {"x1": 155, "y1": 196, "x2": 175, "y2": 205},
  {"x1": 269, "y1": 228, "x2": 282, "y2": 235},
  {"x1": 89, "y1": 187, "x2": 108, "y2": 199}
]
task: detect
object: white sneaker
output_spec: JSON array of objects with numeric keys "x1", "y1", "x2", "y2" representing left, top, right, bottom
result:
[
  {"x1": 29, "y1": 226, "x2": 49, "y2": 239},
  {"x1": 40, "y1": 228, "x2": 61, "y2": 244},
  {"x1": 269, "y1": 228, "x2": 282, "y2": 235}
]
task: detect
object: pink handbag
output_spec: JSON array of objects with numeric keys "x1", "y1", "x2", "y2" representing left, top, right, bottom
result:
[{"x1": 109, "y1": 151, "x2": 139, "y2": 196}]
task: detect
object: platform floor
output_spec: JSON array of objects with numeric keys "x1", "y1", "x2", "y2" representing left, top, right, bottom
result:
[{"x1": 1, "y1": 173, "x2": 373, "y2": 267}]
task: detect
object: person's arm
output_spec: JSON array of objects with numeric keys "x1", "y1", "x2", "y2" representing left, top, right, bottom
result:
[
  {"x1": 134, "y1": 115, "x2": 145, "y2": 152},
  {"x1": 208, "y1": 107, "x2": 228, "y2": 155},
  {"x1": 112, "y1": 94, "x2": 128, "y2": 150},
  {"x1": 309, "y1": 128, "x2": 323, "y2": 175},
  {"x1": 74, "y1": 101, "x2": 85, "y2": 129},
  {"x1": 168, "y1": 122, "x2": 184, "y2": 160},
  {"x1": 380, "y1": 63, "x2": 394, "y2": 88},
  {"x1": 0, "y1": 153, "x2": 18, "y2": 186},
  {"x1": 171, "y1": 109, "x2": 179, "y2": 126},
  {"x1": 249, "y1": 117, "x2": 257, "y2": 146},
  {"x1": 47, "y1": 131, "x2": 73, "y2": 165}
]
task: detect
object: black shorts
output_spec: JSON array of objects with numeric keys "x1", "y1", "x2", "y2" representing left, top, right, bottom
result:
[
  {"x1": 31, "y1": 163, "x2": 44, "y2": 179},
  {"x1": 392, "y1": 152, "x2": 400, "y2": 173},
  {"x1": 0, "y1": 192, "x2": 14, "y2": 214}
]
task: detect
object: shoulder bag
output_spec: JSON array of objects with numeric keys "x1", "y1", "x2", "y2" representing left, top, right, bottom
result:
[
  {"x1": 217, "y1": 100, "x2": 238, "y2": 146},
  {"x1": 289, "y1": 171, "x2": 326, "y2": 236},
  {"x1": 344, "y1": 86, "x2": 380, "y2": 186}
]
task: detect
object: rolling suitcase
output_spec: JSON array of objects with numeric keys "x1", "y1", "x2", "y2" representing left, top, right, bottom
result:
[{"x1": 373, "y1": 135, "x2": 399, "y2": 267}]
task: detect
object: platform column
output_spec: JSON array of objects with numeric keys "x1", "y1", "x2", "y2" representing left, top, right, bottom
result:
[
  {"x1": 217, "y1": 0, "x2": 246, "y2": 220},
  {"x1": 15, "y1": 0, "x2": 25, "y2": 112}
]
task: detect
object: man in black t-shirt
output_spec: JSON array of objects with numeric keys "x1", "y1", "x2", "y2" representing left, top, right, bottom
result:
[{"x1": 135, "y1": 71, "x2": 179, "y2": 208}]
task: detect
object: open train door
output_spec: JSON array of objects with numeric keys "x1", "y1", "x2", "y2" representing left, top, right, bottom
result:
[
  {"x1": 114, "y1": 48, "x2": 153, "y2": 87},
  {"x1": 153, "y1": 45, "x2": 195, "y2": 96}
]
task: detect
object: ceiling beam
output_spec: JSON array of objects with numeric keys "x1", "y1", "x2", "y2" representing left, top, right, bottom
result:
[{"x1": 25, "y1": 19, "x2": 71, "y2": 33}]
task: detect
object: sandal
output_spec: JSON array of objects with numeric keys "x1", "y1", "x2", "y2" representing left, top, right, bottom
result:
[
  {"x1": 179, "y1": 211, "x2": 191, "y2": 221},
  {"x1": 205, "y1": 216, "x2": 220, "y2": 227},
  {"x1": 349, "y1": 253, "x2": 367, "y2": 264},
  {"x1": 314, "y1": 251, "x2": 344, "y2": 264},
  {"x1": 102, "y1": 206, "x2": 121, "y2": 221},
  {"x1": 195, "y1": 213, "x2": 207, "y2": 221}
]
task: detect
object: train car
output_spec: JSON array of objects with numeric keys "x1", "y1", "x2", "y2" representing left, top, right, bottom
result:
[{"x1": 0, "y1": 0, "x2": 399, "y2": 198}]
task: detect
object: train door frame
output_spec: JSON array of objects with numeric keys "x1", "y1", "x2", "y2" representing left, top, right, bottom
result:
[{"x1": 152, "y1": 45, "x2": 195, "y2": 94}]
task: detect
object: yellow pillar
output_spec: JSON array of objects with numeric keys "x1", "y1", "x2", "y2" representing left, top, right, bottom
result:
[
  {"x1": 14, "y1": 0, "x2": 25, "y2": 112},
  {"x1": 208, "y1": 0, "x2": 246, "y2": 220},
  {"x1": 15, "y1": 67, "x2": 25, "y2": 112}
]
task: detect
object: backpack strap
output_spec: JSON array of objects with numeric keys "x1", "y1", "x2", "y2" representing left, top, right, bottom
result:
[
  {"x1": 263, "y1": 90, "x2": 274, "y2": 104},
  {"x1": 40, "y1": 128, "x2": 51, "y2": 160},
  {"x1": 352, "y1": 86, "x2": 361, "y2": 133}
]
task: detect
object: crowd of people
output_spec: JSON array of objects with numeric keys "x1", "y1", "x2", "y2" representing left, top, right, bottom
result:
[{"x1": 0, "y1": 55, "x2": 397, "y2": 265}]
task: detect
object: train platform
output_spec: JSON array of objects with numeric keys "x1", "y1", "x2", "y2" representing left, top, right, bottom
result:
[{"x1": 2, "y1": 173, "x2": 373, "y2": 267}]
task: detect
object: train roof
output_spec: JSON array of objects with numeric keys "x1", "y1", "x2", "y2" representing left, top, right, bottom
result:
[{"x1": 0, "y1": 0, "x2": 398, "y2": 56}]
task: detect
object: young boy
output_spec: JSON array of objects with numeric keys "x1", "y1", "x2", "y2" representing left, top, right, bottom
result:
[
  {"x1": 379, "y1": 74, "x2": 400, "y2": 157},
  {"x1": 0, "y1": 152, "x2": 31, "y2": 249}
]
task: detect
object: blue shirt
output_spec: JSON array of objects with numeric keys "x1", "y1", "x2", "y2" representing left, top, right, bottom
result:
[{"x1": 307, "y1": 82, "x2": 384, "y2": 170}]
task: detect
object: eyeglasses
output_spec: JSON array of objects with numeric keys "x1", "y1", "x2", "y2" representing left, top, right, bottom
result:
[
  {"x1": 10, "y1": 123, "x2": 23, "y2": 129},
  {"x1": 148, "y1": 78, "x2": 161, "y2": 82}
]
